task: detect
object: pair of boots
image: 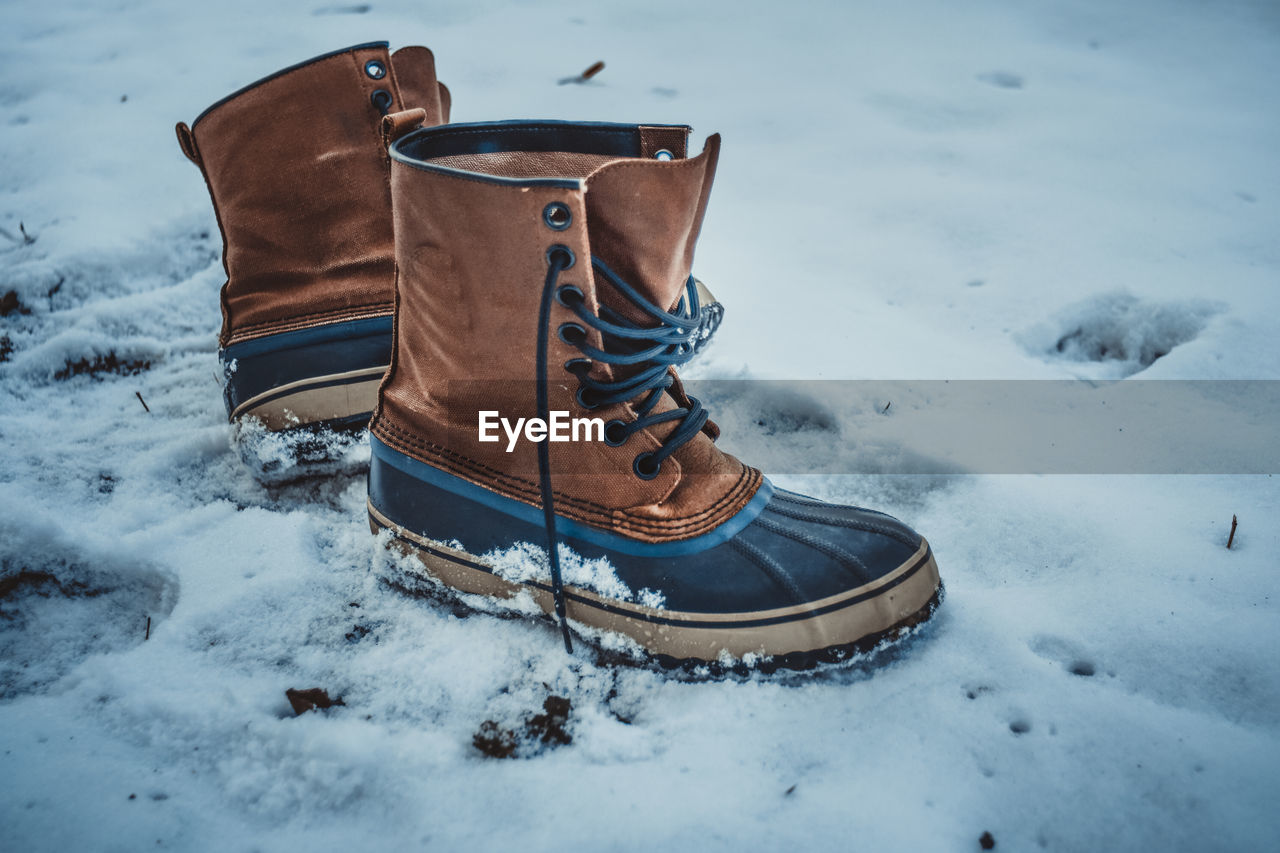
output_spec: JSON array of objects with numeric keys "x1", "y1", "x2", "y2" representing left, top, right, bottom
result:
[{"x1": 178, "y1": 42, "x2": 942, "y2": 669}]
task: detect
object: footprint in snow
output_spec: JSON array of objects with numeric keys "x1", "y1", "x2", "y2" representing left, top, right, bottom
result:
[
  {"x1": 0, "y1": 526, "x2": 177, "y2": 701},
  {"x1": 1023, "y1": 291, "x2": 1220, "y2": 378},
  {"x1": 1028, "y1": 634, "x2": 1101, "y2": 679}
]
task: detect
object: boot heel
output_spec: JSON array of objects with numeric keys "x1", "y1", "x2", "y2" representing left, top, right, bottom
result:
[{"x1": 221, "y1": 316, "x2": 392, "y2": 431}]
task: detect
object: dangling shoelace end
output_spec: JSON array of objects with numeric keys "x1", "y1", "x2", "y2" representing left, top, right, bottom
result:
[
  {"x1": 538, "y1": 246, "x2": 576, "y2": 655},
  {"x1": 537, "y1": 251, "x2": 711, "y2": 657}
]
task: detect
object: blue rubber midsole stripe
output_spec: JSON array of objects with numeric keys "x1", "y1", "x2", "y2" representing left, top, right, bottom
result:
[
  {"x1": 376, "y1": 517, "x2": 933, "y2": 629},
  {"x1": 221, "y1": 316, "x2": 393, "y2": 360},
  {"x1": 370, "y1": 435, "x2": 773, "y2": 558}
]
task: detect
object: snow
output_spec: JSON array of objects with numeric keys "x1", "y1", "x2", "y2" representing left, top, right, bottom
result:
[
  {"x1": 2, "y1": 0, "x2": 1278, "y2": 850},
  {"x1": 475, "y1": 540, "x2": 664, "y2": 609}
]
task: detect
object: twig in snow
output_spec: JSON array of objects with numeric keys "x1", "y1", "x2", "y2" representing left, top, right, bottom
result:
[
  {"x1": 882, "y1": 401, "x2": 892, "y2": 414},
  {"x1": 47, "y1": 275, "x2": 64, "y2": 310},
  {"x1": 0, "y1": 223, "x2": 34, "y2": 246},
  {"x1": 135, "y1": 391, "x2": 150, "y2": 413},
  {"x1": 312, "y1": 4, "x2": 370, "y2": 15},
  {"x1": 145, "y1": 616, "x2": 151, "y2": 640},
  {"x1": 1227, "y1": 514, "x2": 1238, "y2": 549},
  {"x1": 559, "y1": 61, "x2": 605, "y2": 85}
]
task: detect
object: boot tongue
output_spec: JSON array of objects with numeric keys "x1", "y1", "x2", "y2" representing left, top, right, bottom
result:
[{"x1": 584, "y1": 134, "x2": 721, "y2": 321}]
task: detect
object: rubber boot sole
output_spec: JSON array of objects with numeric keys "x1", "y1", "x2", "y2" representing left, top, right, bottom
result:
[
  {"x1": 220, "y1": 315, "x2": 393, "y2": 432},
  {"x1": 229, "y1": 366, "x2": 385, "y2": 430},
  {"x1": 370, "y1": 500, "x2": 943, "y2": 670}
]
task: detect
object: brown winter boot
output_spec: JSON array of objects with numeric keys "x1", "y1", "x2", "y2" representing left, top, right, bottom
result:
[
  {"x1": 366, "y1": 120, "x2": 943, "y2": 670},
  {"x1": 175, "y1": 42, "x2": 451, "y2": 432}
]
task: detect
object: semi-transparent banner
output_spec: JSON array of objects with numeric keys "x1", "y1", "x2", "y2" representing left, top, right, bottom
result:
[
  {"x1": 691, "y1": 380, "x2": 1280, "y2": 475},
  {"x1": 441, "y1": 380, "x2": 1280, "y2": 475}
]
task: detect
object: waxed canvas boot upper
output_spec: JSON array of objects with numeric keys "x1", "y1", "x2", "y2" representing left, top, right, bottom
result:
[
  {"x1": 175, "y1": 42, "x2": 451, "y2": 348},
  {"x1": 371, "y1": 122, "x2": 761, "y2": 543}
]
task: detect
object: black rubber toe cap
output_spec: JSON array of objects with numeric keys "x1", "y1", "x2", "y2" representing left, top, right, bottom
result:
[
  {"x1": 603, "y1": 489, "x2": 925, "y2": 615},
  {"x1": 738, "y1": 488, "x2": 922, "y2": 596}
]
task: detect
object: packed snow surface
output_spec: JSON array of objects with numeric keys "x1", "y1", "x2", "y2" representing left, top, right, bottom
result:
[{"x1": 2, "y1": 0, "x2": 1278, "y2": 849}]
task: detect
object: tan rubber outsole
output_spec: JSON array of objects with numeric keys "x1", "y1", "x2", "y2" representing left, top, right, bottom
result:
[{"x1": 231, "y1": 367, "x2": 385, "y2": 430}]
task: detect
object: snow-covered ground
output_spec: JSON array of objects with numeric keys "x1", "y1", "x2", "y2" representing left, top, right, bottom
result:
[{"x1": 2, "y1": 0, "x2": 1278, "y2": 849}]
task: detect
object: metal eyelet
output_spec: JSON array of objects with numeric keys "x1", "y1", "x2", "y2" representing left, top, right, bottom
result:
[
  {"x1": 370, "y1": 89, "x2": 393, "y2": 114},
  {"x1": 546, "y1": 244, "x2": 575, "y2": 269},
  {"x1": 563, "y1": 357, "x2": 592, "y2": 375},
  {"x1": 543, "y1": 202, "x2": 572, "y2": 231},
  {"x1": 558, "y1": 323, "x2": 587, "y2": 346},
  {"x1": 603, "y1": 420, "x2": 629, "y2": 447},
  {"x1": 633, "y1": 452, "x2": 661, "y2": 479},
  {"x1": 555, "y1": 284, "x2": 584, "y2": 307},
  {"x1": 365, "y1": 60, "x2": 386, "y2": 80},
  {"x1": 653, "y1": 149, "x2": 674, "y2": 161},
  {"x1": 576, "y1": 387, "x2": 601, "y2": 409}
]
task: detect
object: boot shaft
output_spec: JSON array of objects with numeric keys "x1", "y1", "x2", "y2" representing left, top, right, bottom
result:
[
  {"x1": 372, "y1": 121, "x2": 760, "y2": 542},
  {"x1": 176, "y1": 42, "x2": 450, "y2": 347}
]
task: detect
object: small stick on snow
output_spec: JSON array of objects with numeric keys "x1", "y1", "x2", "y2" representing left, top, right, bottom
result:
[
  {"x1": 145, "y1": 616, "x2": 151, "y2": 641},
  {"x1": 559, "y1": 61, "x2": 605, "y2": 85},
  {"x1": 1227, "y1": 514, "x2": 1238, "y2": 549},
  {"x1": 18, "y1": 222, "x2": 35, "y2": 245},
  {"x1": 46, "y1": 276, "x2": 64, "y2": 310},
  {"x1": 135, "y1": 391, "x2": 150, "y2": 413},
  {"x1": 882, "y1": 401, "x2": 891, "y2": 414}
]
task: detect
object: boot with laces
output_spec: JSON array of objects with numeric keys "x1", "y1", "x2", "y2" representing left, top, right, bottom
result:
[{"x1": 368, "y1": 120, "x2": 942, "y2": 669}]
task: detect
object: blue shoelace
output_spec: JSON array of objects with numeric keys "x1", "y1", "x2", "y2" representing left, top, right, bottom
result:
[{"x1": 536, "y1": 251, "x2": 711, "y2": 652}]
